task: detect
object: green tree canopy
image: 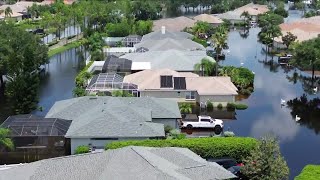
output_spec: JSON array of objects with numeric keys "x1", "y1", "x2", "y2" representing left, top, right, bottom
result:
[
  {"x1": 194, "y1": 58, "x2": 216, "y2": 76},
  {"x1": 0, "y1": 128, "x2": 14, "y2": 151},
  {"x1": 0, "y1": 22, "x2": 48, "y2": 114},
  {"x1": 282, "y1": 32, "x2": 297, "y2": 49},
  {"x1": 242, "y1": 136, "x2": 289, "y2": 180}
]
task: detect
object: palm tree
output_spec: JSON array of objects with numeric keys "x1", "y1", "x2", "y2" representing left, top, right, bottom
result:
[
  {"x1": 4, "y1": 7, "x2": 12, "y2": 19},
  {"x1": 0, "y1": 128, "x2": 14, "y2": 151},
  {"x1": 240, "y1": 11, "x2": 250, "y2": 26},
  {"x1": 179, "y1": 103, "x2": 192, "y2": 119},
  {"x1": 212, "y1": 26, "x2": 228, "y2": 76},
  {"x1": 194, "y1": 57, "x2": 216, "y2": 76},
  {"x1": 192, "y1": 21, "x2": 211, "y2": 38}
]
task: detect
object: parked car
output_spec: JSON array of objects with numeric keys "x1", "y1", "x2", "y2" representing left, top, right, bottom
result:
[
  {"x1": 207, "y1": 158, "x2": 246, "y2": 179},
  {"x1": 181, "y1": 115, "x2": 223, "y2": 134}
]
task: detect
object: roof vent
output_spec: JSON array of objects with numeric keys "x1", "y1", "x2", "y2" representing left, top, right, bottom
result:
[
  {"x1": 161, "y1": 26, "x2": 166, "y2": 34},
  {"x1": 89, "y1": 97, "x2": 98, "y2": 100}
]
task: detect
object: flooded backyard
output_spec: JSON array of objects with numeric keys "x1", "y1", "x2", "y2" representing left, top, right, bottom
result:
[{"x1": 0, "y1": 8, "x2": 319, "y2": 179}]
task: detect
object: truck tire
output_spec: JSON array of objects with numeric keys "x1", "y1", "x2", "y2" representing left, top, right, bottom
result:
[
  {"x1": 213, "y1": 125, "x2": 222, "y2": 135},
  {"x1": 186, "y1": 124, "x2": 193, "y2": 129}
]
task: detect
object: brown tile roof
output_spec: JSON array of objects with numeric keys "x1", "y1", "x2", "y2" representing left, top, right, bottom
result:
[
  {"x1": 193, "y1": 14, "x2": 223, "y2": 24},
  {"x1": 275, "y1": 16, "x2": 320, "y2": 43},
  {"x1": 123, "y1": 69, "x2": 238, "y2": 96}
]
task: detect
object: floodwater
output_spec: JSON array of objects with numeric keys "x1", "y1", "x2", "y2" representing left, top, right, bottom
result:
[
  {"x1": 219, "y1": 10, "x2": 319, "y2": 179},
  {"x1": 0, "y1": 8, "x2": 319, "y2": 179},
  {"x1": 0, "y1": 47, "x2": 86, "y2": 121}
]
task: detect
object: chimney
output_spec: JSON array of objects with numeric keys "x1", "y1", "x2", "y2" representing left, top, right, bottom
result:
[{"x1": 161, "y1": 26, "x2": 166, "y2": 34}]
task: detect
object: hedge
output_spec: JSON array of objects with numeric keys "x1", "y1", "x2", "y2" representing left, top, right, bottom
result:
[
  {"x1": 106, "y1": 137, "x2": 258, "y2": 161},
  {"x1": 295, "y1": 165, "x2": 320, "y2": 180}
]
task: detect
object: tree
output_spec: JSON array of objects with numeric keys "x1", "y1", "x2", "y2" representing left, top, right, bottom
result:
[
  {"x1": 212, "y1": 26, "x2": 228, "y2": 75},
  {"x1": 4, "y1": 7, "x2": 13, "y2": 18},
  {"x1": 242, "y1": 136, "x2": 289, "y2": 180},
  {"x1": 112, "y1": 90, "x2": 133, "y2": 97},
  {"x1": 274, "y1": 6, "x2": 288, "y2": 18},
  {"x1": 282, "y1": 32, "x2": 297, "y2": 49},
  {"x1": 192, "y1": 21, "x2": 212, "y2": 38},
  {"x1": 258, "y1": 12, "x2": 284, "y2": 28},
  {"x1": 194, "y1": 58, "x2": 216, "y2": 76},
  {"x1": 0, "y1": 23, "x2": 48, "y2": 114},
  {"x1": 0, "y1": 128, "x2": 14, "y2": 151},
  {"x1": 133, "y1": 20, "x2": 153, "y2": 36},
  {"x1": 179, "y1": 103, "x2": 192, "y2": 114},
  {"x1": 240, "y1": 11, "x2": 250, "y2": 25}
]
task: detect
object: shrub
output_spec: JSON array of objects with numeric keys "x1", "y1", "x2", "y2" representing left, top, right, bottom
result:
[
  {"x1": 206, "y1": 101, "x2": 213, "y2": 109},
  {"x1": 167, "y1": 129, "x2": 186, "y2": 140},
  {"x1": 242, "y1": 136, "x2": 289, "y2": 180},
  {"x1": 217, "y1": 103, "x2": 223, "y2": 109},
  {"x1": 106, "y1": 137, "x2": 258, "y2": 161},
  {"x1": 164, "y1": 125, "x2": 173, "y2": 134},
  {"x1": 192, "y1": 37, "x2": 208, "y2": 47},
  {"x1": 75, "y1": 145, "x2": 90, "y2": 154},
  {"x1": 224, "y1": 131, "x2": 235, "y2": 137},
  {"x1": 235, "y1": 103, "x2": 248, "y2": 110},
  {"x1": 295, "y1": 165, "x2": 320, "y2": 180},
  {"x1": 75, "y1": 61, "x2": 94, "y2": 88},
  {"x1": 226, "y1": 103, "x2": 236, "y2": 111}
]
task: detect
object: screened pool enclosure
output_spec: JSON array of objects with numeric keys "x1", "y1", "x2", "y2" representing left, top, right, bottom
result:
[{"x1": 86, "y1": 73, "x2": 138, "y2": 96}]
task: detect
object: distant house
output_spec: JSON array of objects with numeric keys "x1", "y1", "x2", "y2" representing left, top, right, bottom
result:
[
  {"x1": 0, "y1": 146, "x2": 236, "y2": 180},
  {"x1": 193, "y1": 14, "x2": 224, "y2": 26},
  {"x1": 123, "y1": 69, "x2": 238, "y2": 105},
  {"x1": 0, "y1": 114, "x2": 72, "y2": 164},
  {"x1": 141, "y1": 27, "x2": 193, "y2": 41},
  {"x1": 217, "y1": 3, "x2": 269, "y2": 23},
  {"x1": 45, "y1": 96, "x2": 181, "y2": 154},
  {"x1": 273, "y1": 16, "x2": 320, "y2": 48},
  {"x1": 153, "y1": 16, "x2": 196, "y2": 32},
  {"x1": 122, "y1": 35, "x2": 142, "y2": 47}
]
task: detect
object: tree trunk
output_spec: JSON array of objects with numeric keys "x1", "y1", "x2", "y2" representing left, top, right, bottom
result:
[
  {"x1": 216, "y1": 53, "x2": 219, "y2": 76},
  {"x1": 312, "y1": 62, "x2": 315, "y2": 83}
]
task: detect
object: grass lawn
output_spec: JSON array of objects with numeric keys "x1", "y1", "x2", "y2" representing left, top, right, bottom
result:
[
  {"x1": 295, "y1": 165, "x2": 320, "y2": 180},
  {"x1": 48, "y1": 40, "x2": 82, "y2": 57}
]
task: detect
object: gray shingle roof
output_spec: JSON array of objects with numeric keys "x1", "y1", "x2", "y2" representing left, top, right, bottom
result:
[
  {"x1": 121, "y1": 50, "x2": 210, "y2": 72},
  {"x1": 135, "y1": 38, "x2": 205, "y2": 51},
  {"x1": 142, "y1": 30, "x2": 193, "y2": 41},
  {"x1": 0, "y1": 146, "x2": 235, "y2": 180},
  {"x1": 45, "y1": 96, "x2": 181, "y2": 138}
]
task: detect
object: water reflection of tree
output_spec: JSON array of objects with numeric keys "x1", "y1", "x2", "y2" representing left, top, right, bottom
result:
[
  {"x1": 258, "y1": 59, "x2": 280, "y2": 73},
  {"x1": 287, "y1": 95, "x2": 320, "y2": 134},
  {"x1": 286, "y1": 71, "x2": 320, "y2": 95},
  {"x1": 239, "y1": 28, "x2": 250, "y2": 39}
]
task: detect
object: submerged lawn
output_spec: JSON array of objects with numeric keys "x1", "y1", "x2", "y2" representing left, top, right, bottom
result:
[
  {"x1": 295, "y1": 165, "x2": 320, "y2": 180},
  {"x1": 48, "y1": 40, "x2": 82, "y2": 57}
]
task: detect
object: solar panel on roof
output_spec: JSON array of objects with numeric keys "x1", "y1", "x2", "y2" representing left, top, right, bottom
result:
[
  {"x1": 174, "y1": 77, "x2": 186, "y2": 90},
  {"x1": 160, "y1": 76, "x2": 173, "y2": 88}
]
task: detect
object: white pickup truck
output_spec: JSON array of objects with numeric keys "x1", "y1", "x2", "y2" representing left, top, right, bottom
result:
[{"x1": 181, "y1": 115, "x2": 224, "y2": 134}]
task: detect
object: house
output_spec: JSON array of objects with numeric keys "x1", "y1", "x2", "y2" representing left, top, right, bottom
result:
[
  {"x1": 45, "y1": 96, "x2": 181, "y2": 154},
  {"x1": 0, "y1": 114, "x2": 72, "y2": 164},
  {"x1": 141, "y1": 27, "x2": 193, "y2": 41},
  {"x1": 122, "y1": 35, "x2": 142, "y2": 47},
  {"x1": 123, "y1": 69, "x2": 238, "y2": 105},
  {"x1": 0, "y1": 146, "x2": 236, "y2": 180},
  {"x1": 193, "y1": 14, "x2": 224, "y2": 26},
  {"x1": 134, "y1": 36, "x2": 205, "y2": 51},
  {"x1": 273, "y1": 16, "x2": 320, "y2": 48},
  {"x1": 153, "y1": 16, "x2": 196, "y2": 31},
  {"x1": 217, "y1": 3, "x2": 269, "y2": 23},
  {"x1": 120, "y1": 49, "x2": 213, "y2": 72},
  {"x1": 103, "y1": 37, "x2": 124, "y2": 47}
]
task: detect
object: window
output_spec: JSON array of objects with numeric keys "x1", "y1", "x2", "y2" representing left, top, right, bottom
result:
[
  {"x1": 201, "y1": 118, "x2": 211, "y2": 122},
  {"x1": 160, "y1": 76, "x2": 173, "y2": 88},
  {"x1": 186, "y1": 91, "x2": 195, "y2": 100}
]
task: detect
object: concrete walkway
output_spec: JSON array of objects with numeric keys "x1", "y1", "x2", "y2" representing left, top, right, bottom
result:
[{"x1": 49, "y1": 33, "x2": 83, "y2": 50}]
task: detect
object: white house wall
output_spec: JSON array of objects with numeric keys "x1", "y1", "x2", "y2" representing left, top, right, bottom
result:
[
  {"x1": 140, "y1": 91, "x2": 196, "y2": 102},
  {"x1": 199, "y1": 95, "x2": 235, "y2": 106}
]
